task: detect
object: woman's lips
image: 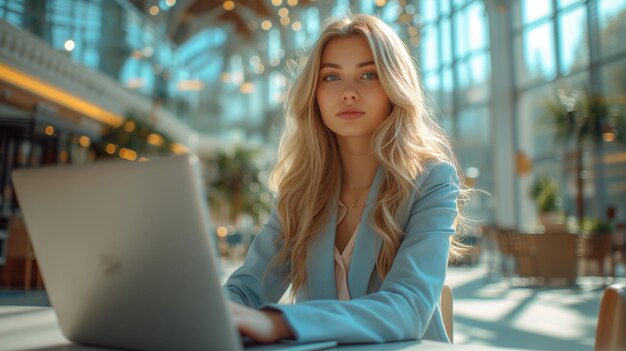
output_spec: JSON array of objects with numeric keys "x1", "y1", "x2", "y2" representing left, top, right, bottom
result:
[{"x1": 337, "y1": 109, "x2": 365, "y2": 119}]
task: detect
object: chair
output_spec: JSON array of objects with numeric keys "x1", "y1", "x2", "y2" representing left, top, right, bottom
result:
[
  {"x1": 535, "y1": 232, "x2": 578, "y2": 286},
  {"x1": 441, "y1": 284, "x2": 454, "y2": 343},
  {"x1": 514, "y1": 233, "x2": 538, "y2": 280},
  {"x1": 579, "y1": 234, "x2": 614, "y2": 278},
  {"x1": 494, "y1": 228, "x2": 521, "y2": 283},
  {"x1": 0, "y1": 216, "x2": 41, "y2": 290},
  {"x1": 595, "y1": 284, "x2": 626, "y2": 351}
]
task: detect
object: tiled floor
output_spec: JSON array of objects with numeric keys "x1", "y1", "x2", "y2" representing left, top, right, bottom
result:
[
  {"x1": 444, "y1": 263, "x2": 612, "y2": 350},
  {"x1": 1, "y1": 257, "x2": 621, "y2": 351}
]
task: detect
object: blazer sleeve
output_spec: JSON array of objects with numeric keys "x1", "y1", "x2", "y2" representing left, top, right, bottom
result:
[
  {"x1": 223, "y1": 209, "x2": 290, "y2": 307},
  {"x1": 263, "y1": 162, "x2": 460, "y2": 344}
]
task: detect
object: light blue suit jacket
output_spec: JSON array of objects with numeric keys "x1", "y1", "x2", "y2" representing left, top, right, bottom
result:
[{"x1": 224, "y1": 162, "x2": 460, "y2": 344}]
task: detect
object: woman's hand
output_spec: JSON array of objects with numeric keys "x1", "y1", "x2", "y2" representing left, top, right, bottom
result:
[{"x1": 229, "y1": 302, "x2": 294, "y2": 343}]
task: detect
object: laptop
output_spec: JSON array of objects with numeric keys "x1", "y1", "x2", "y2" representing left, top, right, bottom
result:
[{"x1": 11, "y1": 154, "x2": 337, "y2": 351}]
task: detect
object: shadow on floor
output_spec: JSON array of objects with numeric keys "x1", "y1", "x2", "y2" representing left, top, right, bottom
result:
[
  {"x1": 448, "y1": 261, "x2": 622, "y2": 351},
  {"x1": 0, "y1": 289, "x2": 50, "y2": 306}
]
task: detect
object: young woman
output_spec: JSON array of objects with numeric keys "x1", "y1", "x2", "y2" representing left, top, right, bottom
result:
[{"x1": 225, "y1": 14, "x2": 465, "y2": 345}]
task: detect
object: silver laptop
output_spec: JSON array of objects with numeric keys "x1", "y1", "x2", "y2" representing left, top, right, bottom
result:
[{"x1": 11, "y1": 154, "x2": 336, "y2": 351}]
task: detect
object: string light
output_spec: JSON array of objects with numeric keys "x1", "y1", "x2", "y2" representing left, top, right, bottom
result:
[
  {"x1": 223, "y1": 1, "x2": 235, "y2": 10},
  {"x1": 78, "y1": 136, "x2": 91, "y2": 148},
  {"x1": 64, "y1": 40, "x2": 75, "y2": 52},
  {"x1": 124, "y1": 120, "x2": 136, "y2": 133},
  {"x1": 105, "y1": 144, "x2": 116, "y2": 154}
]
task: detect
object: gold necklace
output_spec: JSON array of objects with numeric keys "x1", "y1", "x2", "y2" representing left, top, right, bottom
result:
[{"x1": 343, "y1": 183, "x2": 372, "y2": 209}]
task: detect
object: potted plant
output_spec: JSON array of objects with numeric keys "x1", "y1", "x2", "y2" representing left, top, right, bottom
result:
[
  {"x1": 205, "y1": 146, "x2": 272, "y2": 224},
  {"x1": 545, "y1": 88, "x2": 625, "y2": 225},
  {"x1": 578, "y1": 218, "x2": 614, "y2": 276},
  {"x1": 530, "y1": 175, "x2": 559, "y2": 225},
  {"x1": 582, "y1": 218, "x2": 613, "y2": 236}
]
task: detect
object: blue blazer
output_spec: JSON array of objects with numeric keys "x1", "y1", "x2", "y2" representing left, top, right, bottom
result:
[{"x1": 224, "y1": 162, "x2": 460, "y2": 344}]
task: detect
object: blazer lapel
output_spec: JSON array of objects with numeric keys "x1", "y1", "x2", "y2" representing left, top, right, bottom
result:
[
  {"x1": 348, "y1": 167, "x2": 385, "y2": 298},
  {"x1": 305, "y1": 195, "x2": 339, "y2": 300}
]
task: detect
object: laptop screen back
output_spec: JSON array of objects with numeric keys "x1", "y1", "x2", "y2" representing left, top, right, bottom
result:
[{"x1": 12, "y1": 154, "x2": 241, "y2": 350}]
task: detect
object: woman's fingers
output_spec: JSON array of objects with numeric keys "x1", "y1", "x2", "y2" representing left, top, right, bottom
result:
[
  {"x1": 229, "y1": 301, "x2": 245, "y2": 315},
  {"x1": 228, "y1": 302, "x2": 290, "y2": 343}
]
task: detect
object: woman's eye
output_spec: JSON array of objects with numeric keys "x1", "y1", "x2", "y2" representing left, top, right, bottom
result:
[
  {"x1": 323, "y1": 74, "x2": 339, "y2": 82},
  {"x1": 362, "y1": 72, "x2": 378, "y2": 80}
]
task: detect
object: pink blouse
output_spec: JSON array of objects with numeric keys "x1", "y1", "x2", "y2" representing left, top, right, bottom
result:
[{"x1": 334, "y1": 201, "x2": 359, "y2": 301}]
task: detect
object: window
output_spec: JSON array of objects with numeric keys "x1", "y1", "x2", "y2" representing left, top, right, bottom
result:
[
  {"x1": 515, "y1": 22, "x2": 556, "y2": 86},
  {"x1": 418, "y1": 0, "x2": 492, "y2": 222},
  {"x1": 420, "y1": 0, "x2": 438, "y2": 24},
  {"x1": 513, "y1": 0, "x2": 626, "y2": 223},
  {"x1": 598, "y1": 0, "x2": 626, "y2": 59},
  {"x1": 420, "y1": 26, "x2": 439, "y2": 72},
  {"x1": 558, "y1": 6, "x2": 588, "y2": 74},
  {"x1": 521, "y1": 0, "x2": 552, "y2": 25},
  {"x1": 0, "y1": 0, "x2": 26, "y2": 28}
]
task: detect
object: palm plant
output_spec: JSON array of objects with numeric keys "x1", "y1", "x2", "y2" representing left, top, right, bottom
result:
[
  {"x1": 205, "y1": 146, "x2": 272, "y2": 224},
  {"x1": 545, "y1": 87, "x2": 624, "y2": 223}
]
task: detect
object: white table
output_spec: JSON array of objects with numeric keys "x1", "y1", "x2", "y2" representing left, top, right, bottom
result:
[{"x1": 0, "y1": 306, "x2": 521, "y2": 351}]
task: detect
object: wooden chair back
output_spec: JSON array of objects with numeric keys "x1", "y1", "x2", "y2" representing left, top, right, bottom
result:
[
  {"x1": 1, "y1": 216, "x2": 38, "y2": 290},
  {"x1": 595, "y1": 284, "x2": 626, "y2": 351},
  {"x1": 441, "y1": 284, "x2": 454, "y2": 343}
]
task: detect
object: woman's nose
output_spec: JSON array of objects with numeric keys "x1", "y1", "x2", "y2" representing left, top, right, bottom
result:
[{"x1": 342, "y1": 87, "x2": 359, "y2": 102}]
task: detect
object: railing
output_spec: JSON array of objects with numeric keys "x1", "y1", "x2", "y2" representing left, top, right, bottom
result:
[{"x1": 0, "y1": 11, "x2": 200, "y2": 150}]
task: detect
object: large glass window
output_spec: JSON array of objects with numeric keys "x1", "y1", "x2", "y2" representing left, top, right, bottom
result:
[
  {"x1": 456, "y1": 105, "x2": 492, "y2": 220},
  {"x1": 515, "y1": 22, "x2": 557, "y2": 86},
  {"x1": 0, "y1": 0, "x2": 26, "y2": 28},
  {"x1": 46, "y1": 0, "x2": 103, "y2": 70},
  {"x1": 598, "y1": 0, "x2": 626, "y2": 59},
  {"x1": 513, "y1": 0, "x2": 626, "y2": 223},
  {"x1": 453, "y1": 8, "x2": 469, "y2": 58},
  {"x1": 521, "y1": 0, "x2": 552, "y2": 25},
  {"x1": 558, "y1": 6, "x2": 588, "y2": 74},
  {"x1": 420, "y1": 26, "x2": 438, "y2": 72},
  {"x1": 466, "y1": 1, "x2": 487, "y2": 52},
  {"x1": 420, "y1": 0, "x2": 438, "y2": 23},
  {"x1": 418, "y1": 0, "x2": 492, "y2": 223},
  {"x1": 440, "y1": 18, "x2": 452, "y2": 65},
  {"x1": 558, "y1": 0, "x2": 585, "y2": 9}
]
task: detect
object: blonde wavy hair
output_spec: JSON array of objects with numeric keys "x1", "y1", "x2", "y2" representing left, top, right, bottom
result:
[{"x1": 268, "y1": 14, "x2": 466, "y2": 297}]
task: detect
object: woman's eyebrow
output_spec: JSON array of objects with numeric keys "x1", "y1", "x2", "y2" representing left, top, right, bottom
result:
[
  {"x1": 320, "y1": 60, "x2": 376, "y2": 69},
  {"x1": 356, "y1": 60, "x2": 375, "y2": 68}
]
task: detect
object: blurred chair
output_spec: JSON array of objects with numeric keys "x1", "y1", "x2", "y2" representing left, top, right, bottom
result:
[
  {"x1": 535, "y1": 232, "x2": 578, "y2": 286},
  {"x1": 481, "y1": 226, "x2": 500, "y2": 282},
  {"x1": 595, "y1": 284, "x2": 626, "y2": 351},
  {"x1": 514, "y1": 233, "x2": 538, "y2": 282},
  {"x1": 579, "y1": 234, "x2": 614, "y2": 278},
  {"x1": 494, "y1": 228, "x2": 521, "y2": 283},
  {"x1": 441, "y1": 284, "x2": 454, "y2": 343},
  {"x1": 0, "y1": 216, "x2": 41, "y2": 290}
]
